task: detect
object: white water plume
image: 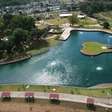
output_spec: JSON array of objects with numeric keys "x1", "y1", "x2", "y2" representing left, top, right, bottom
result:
[{"x1": 96, "y1": 66, "x2": 103, "y2": 71}]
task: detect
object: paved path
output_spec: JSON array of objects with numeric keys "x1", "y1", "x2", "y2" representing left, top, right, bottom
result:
[
  {"x1": 60, "y1": 27, "x2": 73, "y2": 40},
  {"x1": 0, "y1": 92, "x2": 112, "y2": 108}
]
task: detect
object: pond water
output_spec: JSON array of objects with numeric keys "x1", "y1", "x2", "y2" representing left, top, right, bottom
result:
[{"x1": 0, "y1": 31, "x2": 112, "y2": 87}]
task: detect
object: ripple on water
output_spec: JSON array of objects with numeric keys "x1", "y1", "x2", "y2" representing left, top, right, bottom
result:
[
  {"x1": 34, "y1": 71, "x2": 60, "y2": 85},
  {"x1": 33, "y1": 60, "x2": 74, "y2": 85},
  {"x1": 33, "y1": 60, "x2": 65, "y2": 85},
  {"x1": 33, "y1": 60, "x2": 79, "y2": 85}
]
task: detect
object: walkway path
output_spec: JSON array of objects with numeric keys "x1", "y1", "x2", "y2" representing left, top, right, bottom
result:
[
  {"x1": 60, "y1": 27, "x2": 73, "y2": 40},
  {"x1": 0, "y1": 92, "x2": 112, "y2": 108}
]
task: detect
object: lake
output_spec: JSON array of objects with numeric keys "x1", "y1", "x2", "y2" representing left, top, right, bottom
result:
[{"x1": 0, "y1": 31, "x2": 112, "y2": 87}]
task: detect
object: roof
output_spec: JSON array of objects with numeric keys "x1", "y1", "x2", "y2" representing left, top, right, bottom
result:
[
  {"x1": 49, "y1": 93, "x2": 59, "y2": 100},
  {"x1": 59, "y1": 13, "x2": 72, "y2": 17},
  {"x1": 86, "y1": 98, "x2": 95, "y2": 104},
  {"x1": 1, "y1": 92, "x2": 11, "y2": 97}
]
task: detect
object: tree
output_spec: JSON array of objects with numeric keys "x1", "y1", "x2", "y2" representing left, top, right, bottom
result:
[
  {"x1": 11, "y1": 28, "x2": 30, "y2": 52},
  {"x1": 3, "y1": 13, "x2": 13, "y2": 28},
  {"x1": 23, "y1": 16, "x2": 35, "y2": 30},
  {"x1": 12, "y1": 28, "x2": 29, "y2": 44},
  {"x1": 0, "y1": 36, "x2": 14, "y2": 55},
  {"x1": 79, "y1": 0, "x2": 112, "y2": 15},
  {"x1": 0, "y1": 0, "x2": 30, "y2": 6},
  {"x1": 103, "y1": 21, "x2": 110, "y2": 29},
  {"x1": 68, "y1": 14, "x2": 79, "y2": 26},
  {"x1": 11, "y1": 15, "x2": 35, "y2": 30},
  {"x1": 4, "y1": 29, "x2": 12, "y2": 36},
  {"x1": 0, "y1": 13, "x2": 46, "y2": 58},
  {"x1": 0, "y1": 17, "x2": 5, "y2": 33},
  {"x1": 0, "y1": 40, "x2": 5, "y2": 50}
]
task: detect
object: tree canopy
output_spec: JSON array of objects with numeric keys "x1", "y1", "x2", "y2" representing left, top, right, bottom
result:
[
  {"x1": 79, "y1": 0, "x2": 112, "y2": 15},
  {"x1": 68, "y1": 14, "x2": 79, "y2": 26},
  {"x1": 0, "y1": 13, "x2": 39, "y2": 58},
  {"x1": 0, "y1": 0, "x2": 46, "y2": 6}
]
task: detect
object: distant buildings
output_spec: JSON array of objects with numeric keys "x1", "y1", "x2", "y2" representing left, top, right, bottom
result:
[{"x1": 0, "y1": 0, "x2": 78, "y2": 16}]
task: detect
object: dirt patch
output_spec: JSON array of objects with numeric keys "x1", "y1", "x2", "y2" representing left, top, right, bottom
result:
[{"x1": 0, "y1": 99, "x2": 111, "y2": 112}]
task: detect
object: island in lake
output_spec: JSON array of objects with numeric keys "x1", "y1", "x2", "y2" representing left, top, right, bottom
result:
[{"x1": 81, "y1": 42, "x2": 112, "y2": 56}]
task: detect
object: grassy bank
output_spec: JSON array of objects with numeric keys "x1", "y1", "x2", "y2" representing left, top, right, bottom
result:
[
  {"x1": 0, "y1": 84, "x2": 112, "y2": 97},
  {"x1": 27, "y1": 36, "x2": 60, "y2": 56},
  {"x1": 27, "y1": 48, "x2": 49, "y2": 56}
]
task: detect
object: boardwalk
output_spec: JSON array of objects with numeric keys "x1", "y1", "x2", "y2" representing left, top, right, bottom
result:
[
  {"x1": 0, "y1": 92, "x2": 112, "y2": 108},
  {"x1": 60, "y1": 27, "x2": 73, "y2": 40}
]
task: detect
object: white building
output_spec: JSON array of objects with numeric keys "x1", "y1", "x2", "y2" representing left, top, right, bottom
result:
[
  {"x1": 59, "y1": 13, "x2": 72, "y2": 18},
  {"x1": 77, "y1": 14, "x2": 86, "y2": 19}
]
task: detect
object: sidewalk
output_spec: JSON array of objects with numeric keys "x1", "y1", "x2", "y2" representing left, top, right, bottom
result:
[{"x1": 0, "y1": 91, "x2": 112, "y2": 108}]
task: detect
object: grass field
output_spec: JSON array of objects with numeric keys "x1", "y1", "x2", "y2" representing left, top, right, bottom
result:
[
  {"x1": 46, "y1": 18, "x2": 69, "y2": 26},
  {"x1": 79, "y1": 17, "x2": 98, "y2": 26},
  {"x1": 0, "y1": 84, "x2": 112, "y2": 97},
  {"x1": 94, "y1": 11, "x2": 112, "y2": 27}
]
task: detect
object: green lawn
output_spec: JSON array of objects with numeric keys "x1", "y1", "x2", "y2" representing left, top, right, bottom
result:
[
  {"x1": 94, "y1": 11, "x2": 112, "y2": 27},
  {"x1": 81, "y1": 42, "x2": 112, "y2": 56},
  {"x1": 80, "y1": 17, "x2": 98, "y2": 26},
  {"x1": 0, "y1": 84, "x2": 112, "y2": 97},
  {"x1": 46, "y1": 18, "x2": 69, "y2": 26},
  {"x1": 46, "y1": 16, "x2": 100, "y2": 29},
  {"x1": 27, "y1": 48, "x2": 49, "y2": 56}
]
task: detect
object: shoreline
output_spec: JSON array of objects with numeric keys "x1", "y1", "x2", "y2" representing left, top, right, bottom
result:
[
  {"x1": 60, "y1": 27, "x2": 112, "y2": 41},
  {"x1": 0, "y1": 55, "x2": 32, "y2": 65},
  {"x1": 80, "y1": 42, "x2": 112, "y2": 56},
  {"x1": 0, "y1": 82, "x2": 112, "y2": 89},
  {"x1": 80, "y1": 49, "x2": 112, "y2": 56},
  {"x1": 89, "y1": 83, "x2": 112, "y2": 89},
  {"x1": 0, "y1": 48, "x2": 49, "y2": 65},
  {"x1": 0, "y1": 34, "x2": 59, "y2": 65},
  {"x1": 73, "y1": 28, "x2": 112, "y2": 35}
]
